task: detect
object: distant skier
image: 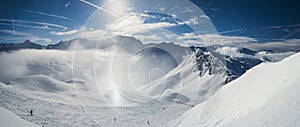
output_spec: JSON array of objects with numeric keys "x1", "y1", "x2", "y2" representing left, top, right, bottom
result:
[
  {"x1": 29, "y1": 110, "x2": 33, "y2": 116},
  {"x1": 113, "y1": 117, "x2": 117, "y2": 122},
  {"x1": 147, "y1": 120, "x2": 150, "y2": 125}
]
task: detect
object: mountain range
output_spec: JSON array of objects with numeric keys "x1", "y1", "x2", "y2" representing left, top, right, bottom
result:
[
  {"x1": 0, "y1": 36, "x2": 297, "y2": 126},
  {"x1": 0, "y1": 36, "x2": 294, "y2": 85}
]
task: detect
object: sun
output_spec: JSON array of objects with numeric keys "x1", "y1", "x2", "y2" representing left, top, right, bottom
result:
[{"x1": 105, "y1": 0, "x2": 130, "y2": 17}]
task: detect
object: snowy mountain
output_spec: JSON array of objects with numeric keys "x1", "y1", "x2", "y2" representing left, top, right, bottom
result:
[
  {"x1": 0, "y1": 38, "x2": 99, "y2": 51},
  {"x1": 0, "y1": 35, "x2": 297, "y2": 126},
  {"x1": 180, "y1": 52, "x2": 300, "y2": 127},
  {"x1": 0, "y1": 36, "x2": 294, "y2": 104},
  {"x1": 200, "y1": 46, "x2": 263, "y2": 82},
  {"x1": 0, "y1": 39, "x2": 44, "y2": 51}
]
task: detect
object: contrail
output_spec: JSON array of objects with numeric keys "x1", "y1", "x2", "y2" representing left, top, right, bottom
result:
[
  {"x1": 79, "y1": 0, "x2": 119, "y2": 18},
  {"x1": 0, "y1": 30, "x2": 29, "y2": 36},
  {"x1": 219, "y1": 24, "x2": 300, "y2": 34},
  {"x1": 22, "y1": 9, "x2": 72, "y2": 21},
  {"x1": 0, "y1": 23, "x2": 52, "y2": 30},
  {"x1": 259, "y1": 24, "x2": 300, "y2": 29},
  {"x1": 219, "y1": 29, "x2": 247, "y2": 34},
  {"x1": 12, "y1": 19, "x2": 15, "y2": 35},
  {"x1": 0, "y1": 19, "x2": 67, "y2": 31},
  {"x1": 283, "y1": 29, "x2": 300, "y2": 39}
]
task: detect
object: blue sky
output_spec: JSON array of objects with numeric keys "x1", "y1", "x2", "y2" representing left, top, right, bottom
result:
[{"x1": 0, "y1": 0, "x2": 299, "y2": 45}]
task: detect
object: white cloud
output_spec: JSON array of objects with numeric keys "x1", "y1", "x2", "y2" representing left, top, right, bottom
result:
[
  {"x1": 164, "y1": 32, "x2": 256, "y2": 46},
  {"x1": 245, "y1": 39, "x2": 300, "y2": 52},
  {"x1": 73, "y1": 12, "x2": 255, "y2": 47},
  {"x1": 50, "y1": 30, "x2": 79, "y2": 36},
  {"x1": 76, "y1": 12, "x2": 212, "y2": 44},
  {"x1": 256, "y1": 51, "x2": 295, "y2": 61},
  {"x1": 107, "y1": 13, "x2": 177, "y2": 36},
  {"x1": 199, "y1": 34, "x2": 257, "y2": 46},
  {"x1": 216, "y1": 46, "x2": 255, "y2": 58},
  {"x1": 159, "y1": 7, "x2": 166, "y2": 11},
  {"x1": 77, "y1": 12, "x2": 178, "y2": 41},
  {"x1": 182, "y1": 17, "x2": 199, "y2": 25},
  {"x1": 28, "y1": 36, "x2": 52, "y2": 43},
  {"x1": 79, "y1": 29, "x2": 106, "y2": 40},
  {"x1": 180, "y1": 7, "x2": 194, "y2": 13},
  {"x1": 175, "y1": 33, "x2": 299, "y2": 52},
  {"x1": 177, "y1": 33, "x2": 199, "y2": 40},
  {"x1": 134, "y1": 34, "x2": 162, "y2": 42}
]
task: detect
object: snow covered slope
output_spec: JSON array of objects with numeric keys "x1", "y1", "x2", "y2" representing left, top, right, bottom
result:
[
  {"x1": 0, "y1": 107, "x2": 38, "y2": 127},
  {"x1": 180, "y1": 52, "x2": 300, "y2": 127},
  {"x1": 12, "y1": 75, "x2": 70, "y2": 93},
  {"x1": 149, "y1": 54, "x2": 226, "y2": 104}
]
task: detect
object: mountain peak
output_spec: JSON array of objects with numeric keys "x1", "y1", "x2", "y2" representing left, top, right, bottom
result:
[{"x1": 23, "y1": 39, "x2": 32, "y2": 44}]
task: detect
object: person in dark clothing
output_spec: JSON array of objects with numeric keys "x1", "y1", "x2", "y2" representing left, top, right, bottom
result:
[
  {"x1": 147, "y1": 120, "x2": 150, "y2": 125},
  {"x1": 113, "y1": 117, "x2": 116, "y2": 122},
  {"x1": 29, "y1": 110, "x2": 33, "y2": 116}
]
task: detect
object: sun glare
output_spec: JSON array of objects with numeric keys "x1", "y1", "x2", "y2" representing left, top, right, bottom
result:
[{"x1": 106, "y1": 0, "x2": 129, "y2": 17}]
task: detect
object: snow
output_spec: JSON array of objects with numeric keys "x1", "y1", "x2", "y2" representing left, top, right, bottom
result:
[
  {"x1": 0, "y1": 46, "x2": 226, "y2": 126},
  {"x1": 0, "y1": 107, "x2": 38, "y2": 127},
  {"x1": 0, "y1": 36, "x2": 297, "y2": 126},
  {"x1": 12, "y1": 75, "x2": 70, "y2": 93},
  {"x1": 0, "y1": 81, "x2": 189, "y2": 126},
  {"x1": 0, "y1": 43, "x2": 206, "y2": 126},
  {"x1": 256, "y1": 51, "x2": 295, "y2": 62},
  {"x1": 154, "y1": 55, "x2": 225, "y2": 104},
  {"x1": 180, "y1": 53, "x2": 300, "y2": 127}
]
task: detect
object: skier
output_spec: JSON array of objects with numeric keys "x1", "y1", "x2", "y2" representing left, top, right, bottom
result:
[
  {"x1": 29, "y1": 110, "x2": 33, "y2": 116},
  {"x1": 113, "y1": 117, "x2": 117, "y2": 122},
  {"x1": 147, "y1": 120, "x2": 150, "y2": 125}
]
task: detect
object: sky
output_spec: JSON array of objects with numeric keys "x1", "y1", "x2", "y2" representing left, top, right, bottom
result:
[{"x1": 0, "y1": 0, "x2": 299, "y2": 45}]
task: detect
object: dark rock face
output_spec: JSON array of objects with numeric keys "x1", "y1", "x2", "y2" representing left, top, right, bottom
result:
[
  {"x1": 190, "y1": 46, "x2": 263, "y2": 84},
  {"x1": 46, "y1": 41, "x2": 70, "y2": 50},
  {"x1": 0, "y1": 39, "x2": 44, "y2": 52}
]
